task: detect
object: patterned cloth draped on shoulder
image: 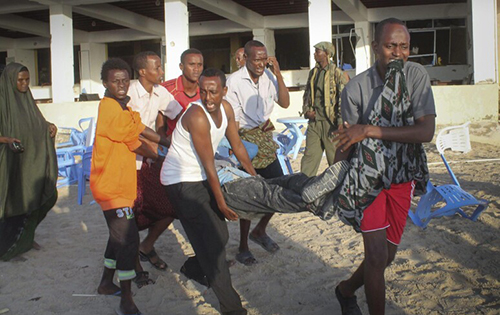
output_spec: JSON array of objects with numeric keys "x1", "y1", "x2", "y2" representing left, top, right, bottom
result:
[{"x1": 320, "y1": 59, "x2": 429, "y2": 230}]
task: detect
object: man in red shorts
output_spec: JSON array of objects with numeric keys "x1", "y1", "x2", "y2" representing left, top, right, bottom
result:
[{"x1": 332, "y1": 18, "x2": 436, "y2": 315}]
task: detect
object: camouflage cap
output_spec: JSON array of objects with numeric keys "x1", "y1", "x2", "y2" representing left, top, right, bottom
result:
[{"x1": 314, "y1": 41, "x2": 335, "y2": 58}]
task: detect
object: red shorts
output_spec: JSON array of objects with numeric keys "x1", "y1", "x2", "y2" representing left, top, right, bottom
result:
[{"x1": 360, "y1": 181, "x2": 415, "y2": 245}]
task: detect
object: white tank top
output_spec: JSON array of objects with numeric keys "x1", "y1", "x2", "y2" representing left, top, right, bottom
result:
[{"x1": 160, "y1": 101, "x2": 228, "y2": 185}]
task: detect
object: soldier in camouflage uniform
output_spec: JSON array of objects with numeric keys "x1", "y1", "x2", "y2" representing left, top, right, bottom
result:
[{"x1": 301, "y1": 41, "x2": 348, "y2": 176}]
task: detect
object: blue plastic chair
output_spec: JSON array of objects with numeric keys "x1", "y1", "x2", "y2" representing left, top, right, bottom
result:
[
  {"x1": 409, "y1": 122, "x2": 489, "y2": 229},
  {"x1": 57, "y1": 117, "x2": 94, "y2": 148},
  {"x1": 56, "y1": 118, "x2": 96, "y2": 189},
  {"x1": 274, "y1": 133, "x2": 294, "y2": 175},
  {"x1": 57, "y1": 151, "x2": 81, "y2": 187},
  {"x1": 77, "y1": 146, "x2": 93, "y2": 205},
  {"x1": 276, "y1": 117, "x2": 308, "y2": 160}
]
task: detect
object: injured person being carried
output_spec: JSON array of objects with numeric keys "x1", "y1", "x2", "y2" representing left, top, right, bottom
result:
[{"x1": 216, "y1": 152, "x2": 350, "y2": 221}]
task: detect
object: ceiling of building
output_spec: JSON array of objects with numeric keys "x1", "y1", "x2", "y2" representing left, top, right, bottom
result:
[{"x1": 1, "y1": 0, "x2": 467, "y2": 39}]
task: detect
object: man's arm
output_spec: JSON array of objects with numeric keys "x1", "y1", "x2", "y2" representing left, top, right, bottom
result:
[
  {"x1": 184, "y1": 107, "x2": 239, "y2": 221},
  {"x1": 222, "y1": 100, "x2": 257, "y2": 176},
  {"x1": 133, "y1": 140, "x2": 158, "y2": 160},
  {"x1": 156, "y1": 112, "x2": 168, "y2": 137},
  {"x1": 267, "y1": 56, "x2": 290, "y2": 109},
  {"x1": 333, "y1": 115, "x2": 436, "y2": 153},
  {"x1": 141, "y1": 126, "x2": 170, "y2": 148}
]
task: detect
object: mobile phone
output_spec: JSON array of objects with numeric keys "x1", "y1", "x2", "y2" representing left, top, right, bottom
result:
[{"x1": 12, "y1": 141, "x2": 24, "y2": 153}]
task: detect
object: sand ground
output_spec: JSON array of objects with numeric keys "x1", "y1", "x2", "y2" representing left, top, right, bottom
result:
[{"x1": 0, "y1": 122, "x2": 499, "y2": 315}]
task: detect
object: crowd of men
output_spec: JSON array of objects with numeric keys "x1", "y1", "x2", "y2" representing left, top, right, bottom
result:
[{"x1": 90, "y1": 17, "x2": 436, "y2": 315}]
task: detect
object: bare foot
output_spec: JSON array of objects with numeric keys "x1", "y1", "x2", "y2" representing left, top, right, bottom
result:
[
  {"x1": 32, "y1": 241, "x2": 41, "y2": 250},
  {"x1": 119, "y1": 295, "x2": 140, "y2": 314},
  {"x1": 97, "y1": 282, "x2": 121, "y2": 296}
]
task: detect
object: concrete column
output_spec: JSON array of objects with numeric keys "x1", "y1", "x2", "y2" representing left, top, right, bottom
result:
[
  {"x1": 164, "y1": 0, "x2": 189, "y2": 80},
  {"x1": 229, "y1": 34, "x2": 240, "y2": 73},
  {"x1": 308, "y1": 0, "x2": 332, "y2": 68},
  {"x1": 354, "y1": 21, "x2": 372, "y2": 75},
  {"x1": 50, "y1": 4, "x2": 75, "y2": 103},
  {"x1": 471, "y1": 0, "x2": 497, "y2": 83},
  {"x1": 6, "y1": 49, "x2": 37, "y2": 85},
  {"x1": 252, "y1": 28, "x2": 275, "y2": 57},
  {"x1": 80, "y1": 42, "x2": 107, "y2": 98}
]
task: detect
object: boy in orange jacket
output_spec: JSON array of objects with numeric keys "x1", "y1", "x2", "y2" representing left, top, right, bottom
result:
[{"x1": 91, "y1": 58, "x2": 169, "y2": 315}]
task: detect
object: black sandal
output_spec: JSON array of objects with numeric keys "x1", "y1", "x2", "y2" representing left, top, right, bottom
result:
[
  {"x1": 133, "y1": 271, "x2": 155, "y2": 289},
  {"x1": 139, "y1": 248, "x2": 168, "y2": 271}
]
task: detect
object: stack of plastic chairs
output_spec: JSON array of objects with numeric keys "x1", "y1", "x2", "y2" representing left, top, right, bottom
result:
[
  {"x1": 56, "y1": 151, "x2": 79, "y2": 187},
  {"x1": 56, "y1": 117, "x2": 96, "y2": 191},
  {"x1": 408, "y1": 122, "x2": 489, "y2": 228},
  {"x1": 56, "y1": 117, "x2": 94, "y2": 150}
]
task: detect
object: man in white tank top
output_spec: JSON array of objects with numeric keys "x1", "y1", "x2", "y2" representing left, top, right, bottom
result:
[{"x1": 161, "y1": 68, "x2": 256, "y2": 315}]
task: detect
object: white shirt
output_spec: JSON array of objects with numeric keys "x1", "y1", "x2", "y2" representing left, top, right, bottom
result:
[
  {"x1": 127, "y1": 80, "x2": 183, "y2": 169},
  {"x1": 160, "y1": 102, "x2": 228, "y2": 185},
  {"x1": 225, "y1": 66, "x2": 279, "y2": 129}
]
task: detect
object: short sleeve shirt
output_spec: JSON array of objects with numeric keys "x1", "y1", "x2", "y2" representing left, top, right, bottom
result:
[
  {"x1": 161, "y1": 76, "x2": 200, "y2": 136},
  {"x1": 127, "y1": 80, "x2": 182, "y2": 129},
  {"x1": 225, "y1": 66, "x2": 279, "y2": 129},
  {"x1": 341, "y1": 61, "x2": 436, "y2": 125},
  {"x1": 127, "y1": 80, "x2": 182, "y2": 169}
]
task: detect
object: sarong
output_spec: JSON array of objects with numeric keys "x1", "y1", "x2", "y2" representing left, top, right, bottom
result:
[{"x1": 134, "y1": 158, "x2": 176, "y2": 230}]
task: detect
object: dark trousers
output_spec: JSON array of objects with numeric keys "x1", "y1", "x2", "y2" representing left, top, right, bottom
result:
[
  {"x1": 103, "y1": 207, "x2": 139, "y2": 273},
  {"x1": 223, "y1": 173, "x2": 313, "y2": 215},
  {"x1": 256, "y1": 158, "x2": 284, "y2": 179},
  {"x1": 301, "y1": 120, "x2": 337, "y2": 176},
  {"x1": 165, "y1": 181, "x2": 247, "y2": 315}
]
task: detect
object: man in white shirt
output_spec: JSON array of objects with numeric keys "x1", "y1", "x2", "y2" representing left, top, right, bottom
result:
[
  {"x1": 127, "y1": 51, "x2": 182, "y2": 281},
  {"x1": 225, "y1": 40, "x2": 290, "y2": 265}
]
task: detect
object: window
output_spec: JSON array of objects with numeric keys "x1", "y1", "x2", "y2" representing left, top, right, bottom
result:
[
  {"x1": 332, "y1": 24, "x2": 357, "y2": 70},
  {"x1": 190, "y1": 36, "x2": 231, "y2": 73},
  {"x1": 405, "y1": 18, "x2": 467, "y2": 66},
  {"x1": 275, "y1": 28, "x2": 310, "y2": 70}
]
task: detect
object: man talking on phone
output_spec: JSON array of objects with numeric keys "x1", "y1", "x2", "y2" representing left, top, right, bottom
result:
[{"x1": 225, "y1": 40, "x2": 290, "y2": 266}]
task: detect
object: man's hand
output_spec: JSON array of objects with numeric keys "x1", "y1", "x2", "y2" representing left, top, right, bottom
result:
[
  {"x1": 48, "y1": 123, "x2": 58, "y2": 138},
  {"x1": 267, "y1": 56, "x2": 281, "y2": 77},
  {"x1": 219, "y1": 205, "x2": 239, "y2": 221},
  {"x1": 333, "y1": 122, "x2": 368, "y2": 152},
  {"x1": 304, "y1": 110, "x2": 316, "y2": 121}
]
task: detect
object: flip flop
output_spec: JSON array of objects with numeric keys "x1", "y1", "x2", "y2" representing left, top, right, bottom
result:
[
  {"x1": 115, "y1": 307, "x2": 143, "y2": 315},
  {"x1": 110, "y1": 290, "x2": 121, "y2": 297},
  {"x1": 133, "y1": 271, "x2": 155, "y2": 289},
  {"x1": 139, "y1": 248, "x2": 168, "y2": 271},
  {"x1": 236, "y1": 250, "x2": 257, "y2": 266},
  {"x1": 249, "y1": 234, "x2": 280, "y2": 253},
  {"x1": 98, "y1": 289, "x2": 121, "y2": 297}
]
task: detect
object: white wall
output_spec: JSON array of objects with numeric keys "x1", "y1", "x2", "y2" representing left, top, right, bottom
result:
[
  {"x1": 271, "y1": 84, "x2": 498, "y2": 131},
  {"x1": 31, "y1": 84, "x2": 83, "y2": 101},
  {"x1": 38, "y1": 101, "x2": 99, "y2": 129},
  {"x1": 37, "y1": 87, "x2": 498, "y2": 132},
  {"x1": 432, "y1": 84, "x2": 498, "y2": 124}
]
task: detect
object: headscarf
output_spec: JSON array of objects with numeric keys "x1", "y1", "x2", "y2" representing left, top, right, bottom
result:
[
  {"x1": 0, "y1": 63, "x2": 58, "y2": 219},
  {"x1": 314, "y1": 41, "x2": 336, "y2": 59}
]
